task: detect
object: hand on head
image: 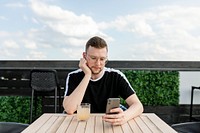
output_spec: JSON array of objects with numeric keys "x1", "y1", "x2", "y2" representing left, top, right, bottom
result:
[{"x1": 79, "y1": 57, "x2": 92, "y2": 77}]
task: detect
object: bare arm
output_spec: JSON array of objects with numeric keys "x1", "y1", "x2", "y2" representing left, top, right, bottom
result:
[
  {"x1": 123, "y1": 94, "x2": 144, "y2": 121},
  {"x1": 63, "y1": 58, "x2": 91, "y2": 114}
]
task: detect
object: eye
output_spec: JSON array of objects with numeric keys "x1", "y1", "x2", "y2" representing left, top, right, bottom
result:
[
  {"x1": 100, "y1": 58, "x2": 106, "y2": 61},
  {"x1": 91, "y1": 56, "x2": 96, "y2": 60}
]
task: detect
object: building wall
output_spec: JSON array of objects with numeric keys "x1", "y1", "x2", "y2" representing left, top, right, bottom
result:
[{"x1": 179, "y1": 71, "x2": 200, "y2": 104}]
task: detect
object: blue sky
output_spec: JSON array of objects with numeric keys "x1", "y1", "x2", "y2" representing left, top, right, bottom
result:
[{"x1": 1, "y1": 0, "x2": 200, "y2": 60}]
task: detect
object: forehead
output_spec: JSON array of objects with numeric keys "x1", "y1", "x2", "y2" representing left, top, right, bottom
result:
[{"x1": 87, "y1": 46, "x2": 107, "y2": 57}]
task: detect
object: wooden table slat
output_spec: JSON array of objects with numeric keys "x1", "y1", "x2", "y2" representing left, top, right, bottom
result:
[
  {"x1": 37, "y1": 115, "x2": 58, "y2": 133},
  {"x1": 56, "y1": 115, "x2": 73, "y2": 133},
  {"x1": 128, "y1": 119, "x2": 143, "y2": 133},
  {"x1": 47, "y1": 116, "x2": 65, "y2": 133},
  {"x1": 134, "y1": 116, "x2": 152, "y2": 133},
  {"x1": 146, "y1": 113, "x2": 177, "y2": 133},
  {"x1": 65, "y1": 116, "x2": 78, "y2": 133},
  {"x1": 22, "y1": 113, "x2": 52, "y2": 133},
  {"x1": 103, "y1": 121, "x2": 114, "y2": 133},
  {"x1": 75, "y1": 120, "x2": 87, "y2": 133},
  {"x1": 141, "y1": 115, "x2": 162, "y2": 133},
  {"x1": 121, "y1": 122, "x2": 134, "y2": 133},
  {"x1": 95, "y1": 115, "x2": 104, "y2": 133},
  {"x1": 85, "y1": 116, "x2": 95, "y2": 133},
  {"x1": 112, "y1": 124, "x2": 123, "y2": 133}
]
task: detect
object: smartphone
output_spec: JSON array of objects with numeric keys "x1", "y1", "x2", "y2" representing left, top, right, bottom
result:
[{"x1": 106, "y1": 98, "x2": 120, "y2": 114}]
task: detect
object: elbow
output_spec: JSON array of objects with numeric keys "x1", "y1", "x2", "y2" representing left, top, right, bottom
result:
[
  {"x1": 141, "y1": 104, "x2": 144, "y2": 113},
  {"x1": 63, "y1": 106, "x2": 76, "y2": 115},
  {"x1": 63, "y1": 104, "x2": 76, "y2": 115},
  {"x1": 65, "y1": 109, "x2": 75, "y2": 115},
  {"x1": 67, "y1": 112, "x2": 74, "y2": 115},
  {"x1": 63, "y1": 97, "x2": 76, "y2": 115},
  {"x1": 139, "y1": 103, "x2": 144, "y2": 114}
]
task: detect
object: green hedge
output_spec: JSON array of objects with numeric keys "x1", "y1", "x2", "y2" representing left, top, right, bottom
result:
[
  {"x1": 0, "y1": 70, "x2": 179, "y2": 123},
  {"x1": 122, "y1": 70, "x2": 179, "y2": 106},
  {"x1": 0, "y1": 96, "x2": 30, "y2": 123},
  {"x1": 0, "y1": 96, "x2": 42, "y2": 124}
]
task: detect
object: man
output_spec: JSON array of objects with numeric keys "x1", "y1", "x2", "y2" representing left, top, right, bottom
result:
[{"x1": 63, "y1": 36, "x2": 143, "y2": 125}]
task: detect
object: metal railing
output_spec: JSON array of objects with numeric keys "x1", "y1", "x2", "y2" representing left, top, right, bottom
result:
[{"x1": 1, "y1": 60, "x2": 200, "y2": 70}]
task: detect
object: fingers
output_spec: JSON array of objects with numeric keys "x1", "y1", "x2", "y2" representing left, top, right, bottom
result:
[
  {"x1": 103, "y1": 115, "x2": 125, "y2": 125},
  {"x1": 79, "y1": 58, "x2": 91, "y2": 75},
  {"x1": 104, "y1": 118, "x2": 121, "y2": 125},
  {"x1": 103, "y1": 112, "x2": 125, "y2": 126},
  {"x1": 79, "y1": 58, "x2": 87, "y2": 67},
  {"x1": 109, "y1": 107, "x2": 123, "y2": 114},
  {"x1": 111, "y1": 118, "x2": 124, "y2": 126}
]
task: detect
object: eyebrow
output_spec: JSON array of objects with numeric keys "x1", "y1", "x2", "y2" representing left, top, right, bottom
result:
[{"x1": 88, "y1": 55, "x2": 107, "y2": 59}]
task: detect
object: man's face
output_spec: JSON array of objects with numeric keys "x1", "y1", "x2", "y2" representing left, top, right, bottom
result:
[{"x1": 85, "y1": 46, "x2": 108, "y2": 75}]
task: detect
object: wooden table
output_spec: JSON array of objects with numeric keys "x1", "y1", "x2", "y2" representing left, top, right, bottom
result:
[{"x1": 22, "y1": 113, "x2": 177, "y2": 133}]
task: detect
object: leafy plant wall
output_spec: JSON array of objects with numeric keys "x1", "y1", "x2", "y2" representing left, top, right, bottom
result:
[
  {"x1": 122, "y1": 70, "x2": 179, "y2": 106},
  {"x1": 0, "y1": 96, "x2": 41, "y2": 124},
  {"x1": 0, "y1": 96, "x2": 30, "y2": 123}
]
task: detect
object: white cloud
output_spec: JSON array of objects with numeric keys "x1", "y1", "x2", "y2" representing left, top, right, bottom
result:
[
  {"x1": 130, "y1": 21, "x2": 155, "y2": 37},
  {"x1": 26, "y1": 51, "x2": 47, "y2": 59},
  {"x1": 31, "y1": 17, "x2": 39, "y2": 24},
  {"x1": 5, "y1": 2, "x2": 26, "y2": 8},
  {"x1": 0, "y1": 31, "x2": 10, "y2": 37},
  {"x1": 105, "y1": 5, "x2": 200, "y2": 38},
  {"x1": 107, "y1": 5, "x2": 200, "y2": 61},
  {"x1": 1, "y1": 49, "x2": 15, "y2": 58},
  {"x1": 4, "y1": 40, "x2": 19, "y2": 49},
  {"x1": 67, "y1": 37, "x2": 86, "y2": 47},
  {"x1": 101, "y1": 13, "x2": 156, "y2": 37},
  {"x1": 29, "y1": 0, "x2": 103, "y2": 38},
  {"x1": 22, "y1": 39, "x2": 37, "y2": 49},
  {"x1": 0, "y1": 16, "x2": 7, "y2": 20},
  {"x1": 62, "y1": 48, "x2": 83, "y2": 59}
]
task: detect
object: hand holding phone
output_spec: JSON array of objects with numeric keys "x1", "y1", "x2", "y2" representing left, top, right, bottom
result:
[{"x1": 106, "y1": 98, "x2": 120, "y2": 114}]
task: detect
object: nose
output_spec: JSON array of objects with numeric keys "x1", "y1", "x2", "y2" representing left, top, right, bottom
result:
[{"x1": 95, "y1": 59, "x2": 101, "y2": 65}]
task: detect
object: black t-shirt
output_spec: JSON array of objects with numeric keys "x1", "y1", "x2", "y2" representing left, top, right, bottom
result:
[{"x1": 64, "y1": 67, "x2": 135, "y2": 113}]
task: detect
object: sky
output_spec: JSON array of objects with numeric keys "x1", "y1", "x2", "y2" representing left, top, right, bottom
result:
[{"x1": 1, "y1": 0, "x2": 200, "y2": 61}]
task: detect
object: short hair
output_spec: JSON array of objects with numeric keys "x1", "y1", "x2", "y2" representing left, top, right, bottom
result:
[{"x1": 85, "y1": 36, "x2": 108, "y2": 52}]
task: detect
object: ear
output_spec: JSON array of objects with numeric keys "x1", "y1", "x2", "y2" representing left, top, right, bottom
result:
[{"x1": 83, "y1": 52, "x2": 86, "y2": 59}]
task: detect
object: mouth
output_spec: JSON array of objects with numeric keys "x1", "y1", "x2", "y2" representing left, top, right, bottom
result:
[
  {"x1": 93, "y1": 67, "x2": 101, "y2": 69},
  {"x1": 91, "y1": 67, "x2": 102, "y2": 74}
]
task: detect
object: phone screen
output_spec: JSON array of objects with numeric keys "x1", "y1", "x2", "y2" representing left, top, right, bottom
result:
[{"x1": 106, "y1": 98, "x2": 120, "y2": 114}]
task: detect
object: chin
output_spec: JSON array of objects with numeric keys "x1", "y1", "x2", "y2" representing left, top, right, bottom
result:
[
  {"x1": 92, "y1": 69, "x2": 102, "y2": 75},
  {"x1": 92, "y1": 71, "x2": 101, "y2": 75}
]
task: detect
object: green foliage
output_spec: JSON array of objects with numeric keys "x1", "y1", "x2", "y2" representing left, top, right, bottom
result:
[
  {"x1": 0, "y1": 96, "x2": 30, "y2": 123},
  {"x1": 122, "y1": 70, "x2": 179, "y2": 106},
  {"x1": 0, "y1": 96, "x2": 42, "y2": 124}
]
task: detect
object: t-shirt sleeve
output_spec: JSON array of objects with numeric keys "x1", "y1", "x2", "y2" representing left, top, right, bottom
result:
[
  {"x1": 64, "y1": 73, "x2": 71, "y2": 96},
  {"x1": 117, "y1": 71, "x2": 135, "y2": 100},
  {"x1": 64, "y1": 70, "x2": 83, "y2": 96}
]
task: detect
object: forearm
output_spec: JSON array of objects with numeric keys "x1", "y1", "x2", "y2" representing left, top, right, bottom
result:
[
  {"x1": 124, "y1": 94, "x2": 144, "y2": 121},
  {"x1": 63, "y1": 74, "x2": 91, "y2": 114},
  {"x1": 124, "y1": 102, "x2": 143, "y2": 121}
]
